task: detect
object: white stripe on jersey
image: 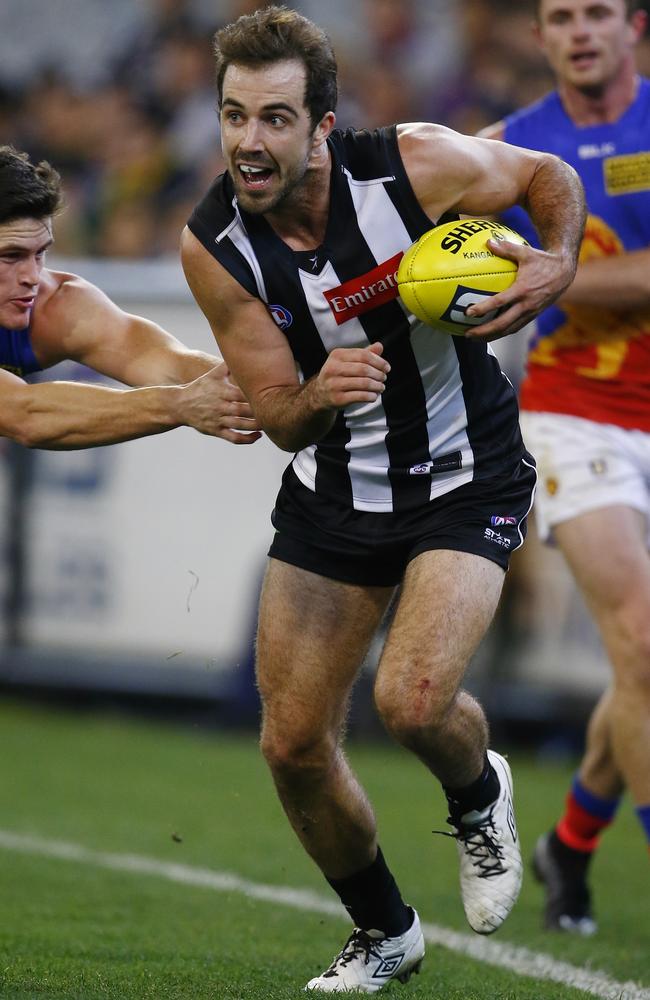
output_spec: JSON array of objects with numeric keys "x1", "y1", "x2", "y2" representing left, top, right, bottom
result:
[
  {"x1": 345, "y1": 167, "x2": 475, "y2": 502},
  {"x1": 217, "y1": 201, "x2": 269, "y2": 301},
  {"x1": 292, "y1": 259, "x2": 395, "y2": 510}
]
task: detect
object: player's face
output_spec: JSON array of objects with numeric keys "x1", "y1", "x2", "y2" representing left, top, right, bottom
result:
[
  {"x1": 0, "y1": 217, "x2": 52, "y2": 329},
  {"x1": 220, "y1": 59, "x2": 332, "y2": 215},
  {"x1": 536, "y1": 0, "x2": 643, "y2": 91}
]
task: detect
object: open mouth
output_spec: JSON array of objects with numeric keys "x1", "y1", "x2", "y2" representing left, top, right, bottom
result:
[
  {"x1": 570, "y1": 50, "x2": 598, "y2": 68},
  {"x1": 239, "y1": 164, "x2": 274, "y2": 188}
]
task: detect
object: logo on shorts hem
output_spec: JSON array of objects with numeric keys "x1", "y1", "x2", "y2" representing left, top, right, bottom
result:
[
  {"x1": 484, "y1": 527, "x2": 512, "y2": 549},
  {"x1": 490, "y1": 515, "x2": 517, "y2": 526}
]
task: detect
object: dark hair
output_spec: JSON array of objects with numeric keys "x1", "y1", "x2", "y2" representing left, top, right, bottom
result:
[
  {"x1": 0, "y1": 145, "x2": 63, "y2": 225},
  {"x1": 532, "y1": 0, "x2": 642, "y2": 16},
  {"x1": 214, "y1": 5, "x2": 337, "y2": 128}
]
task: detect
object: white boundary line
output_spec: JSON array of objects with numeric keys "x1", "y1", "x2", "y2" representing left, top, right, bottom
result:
[{"x1": 1, "y1": 829, "x2": 648, "y2": 1000}]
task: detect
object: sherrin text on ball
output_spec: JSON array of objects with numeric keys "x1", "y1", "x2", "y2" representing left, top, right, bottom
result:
[{"x1": 397, "y1": 219, "x2": 528, "y2": 335}]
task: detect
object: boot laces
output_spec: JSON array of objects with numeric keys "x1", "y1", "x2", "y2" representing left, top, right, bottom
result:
[
  {"x1": 322, "y1": 928, "x2": 381, "y2": 977},
  {"x1": 433, "y1": 807, "x2": 507, "y2": 879}
]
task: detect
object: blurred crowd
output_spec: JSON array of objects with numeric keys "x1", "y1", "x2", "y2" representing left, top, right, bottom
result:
[{"x1": 1, "y1": 0, "x2": 648, "y2": 259}]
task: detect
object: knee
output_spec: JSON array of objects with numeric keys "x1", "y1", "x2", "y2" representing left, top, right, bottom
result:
[
  {"x1": 610, "y1": 611, "x2": 650, "y2": 695},
  {"x1": 374, "y1": 672, "x2": 452, "y2": 745},
  {"x1": 260, "y1": 724, "x2": 337, "y2": 783}
]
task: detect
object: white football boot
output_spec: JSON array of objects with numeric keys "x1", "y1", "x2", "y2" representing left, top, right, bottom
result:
[
  {"x1": 448, "y1": 750, "x2": 523, "y2": 935},
  {"x1": 304, "y1": 907, "x2": 425, "y2": 993}
]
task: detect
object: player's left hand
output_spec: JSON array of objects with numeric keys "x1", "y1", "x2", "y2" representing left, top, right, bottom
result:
[
  {"x1": 462, "y1": 237, "x2": 576, "y2": 342},
  {"x1": 179, "y1": 362, "x2": 262, "y2": 443}
]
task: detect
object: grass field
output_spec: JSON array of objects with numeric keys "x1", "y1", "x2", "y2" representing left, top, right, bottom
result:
[{"x1": 0, "y1": 698, "x2": 647, "y2": 1000}]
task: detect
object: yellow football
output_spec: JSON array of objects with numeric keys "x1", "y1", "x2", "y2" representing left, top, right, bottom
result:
[{"x1": 397, "y1": 219, "x2": 528, "y2": 334}]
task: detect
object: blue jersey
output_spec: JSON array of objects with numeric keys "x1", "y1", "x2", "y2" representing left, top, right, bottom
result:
[
  {"x1": 501, "y1": 79, "x2": 650, "y2": 429},
  {"x1": 0, "y1": 322, "x2": 42, "y2": 376}
]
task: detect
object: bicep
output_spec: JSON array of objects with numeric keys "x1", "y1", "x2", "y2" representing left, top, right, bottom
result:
[
  {"x1": 399, "y1": 123, "x2": 541, "y2": 220},
  {"x1": 42, "y1": 276, "x2": 216, "y2": 386},
  {"x1": 181, "y1": 229, "x2": 300, "y2": 410}
]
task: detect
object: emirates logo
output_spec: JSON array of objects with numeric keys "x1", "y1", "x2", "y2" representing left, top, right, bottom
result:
[{"x1": 324, "y1": 252, "x2": 403, "y2": 325}]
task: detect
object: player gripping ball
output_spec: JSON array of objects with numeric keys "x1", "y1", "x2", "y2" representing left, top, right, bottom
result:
[{"x1": 397, "y1": 219, "x2": 528, "y2": 334}]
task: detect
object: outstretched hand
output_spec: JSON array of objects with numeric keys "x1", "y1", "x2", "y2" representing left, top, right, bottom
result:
[
  {"x1": 180, "y1": 362, "x2": 262, "y2": 443},
  {"x1": 463, "y1": 237, "x2": 576, "y2": 342}
]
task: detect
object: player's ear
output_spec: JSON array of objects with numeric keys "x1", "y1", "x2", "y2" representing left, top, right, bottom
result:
[{"x1": 312, "y1": 111, "x2": 336, "y2": 148}]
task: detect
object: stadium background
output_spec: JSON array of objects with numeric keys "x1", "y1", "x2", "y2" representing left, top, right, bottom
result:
[{"x1": 2, "y1": 0, "x2": 650, "y2": 737}]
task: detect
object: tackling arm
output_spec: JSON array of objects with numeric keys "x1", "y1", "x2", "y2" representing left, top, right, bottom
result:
[{"x1": 12, "y1": 271, "x2": 261, "y2": 448}]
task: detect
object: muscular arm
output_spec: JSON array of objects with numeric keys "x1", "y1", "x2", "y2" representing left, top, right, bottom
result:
[
  {"x1": 399, "y1": 122, "x2": 586, "y2": 338},
  {"x1": 479, "y1": 121, "x2": 650, "y2": 312},
  {"x1": 8, "y1": 270, "x2": 261, "y2": 449},
  {"x1": 181, "y1": 229, "x2": 389, "y2": 453},
  {"x1": 0, "y1": 366, "x2": 208, "y2": 449}
]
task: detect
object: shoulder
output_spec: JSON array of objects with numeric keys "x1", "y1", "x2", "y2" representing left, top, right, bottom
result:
[
  {"x1": 31, "y1": 268, "x2": 126, "y2": 365},
  {"x1": 35, "y1": 269, "x2": 115, "y2": 326},
  {"x1": 188, "y1": 171, "x2": 235, "y2": 240}
]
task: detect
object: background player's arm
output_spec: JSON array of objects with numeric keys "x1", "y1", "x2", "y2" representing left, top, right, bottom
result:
[
  {"x1": 181, "y1": 228, "x2": 390, "y2": 453},
  {"x1": 560, "y1": 249, "x2": 650, "y2": 310},
  {"x1": 398, "y1": 122, "x2": 586, "y2": 338},
  {"x1": 479, "y1": 122, "x2": 650, "y2": 313}
]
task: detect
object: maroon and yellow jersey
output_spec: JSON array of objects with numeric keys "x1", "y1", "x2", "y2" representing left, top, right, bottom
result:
[{"x1": 501, "y1": 83, "x2": 650, "y2": 431}]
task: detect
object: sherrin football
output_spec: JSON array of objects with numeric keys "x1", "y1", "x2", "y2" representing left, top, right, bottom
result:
[{"x1": 397, "y1": 219, "x2": 528, "y2": 335}]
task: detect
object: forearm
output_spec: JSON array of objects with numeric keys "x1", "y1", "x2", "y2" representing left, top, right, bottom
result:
[
  {"x1": 5, "y1": 381, "x2": 187, "y2": 450},
  {"x1": 123, "y1": 347, "x2": 220, "y2": 387},
  {"x1": 561, "y1": 250, "x2": 650, "y2": 310},
  {"x1": 524, "y1": 155, "x2": 586, "y2": 262},
  {"x1": 256, "y1": 380, "x2": 336, "y2": 452}
]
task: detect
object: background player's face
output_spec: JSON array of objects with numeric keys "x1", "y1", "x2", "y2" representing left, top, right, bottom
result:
[
  {"x1": 0, "y1": 217, "x2": 52, "y2": 329},
  {"x1": 220, "y1": 59, "x2": 329, "y2": 215},
  {"x1": 535, "y1": 0, "x2": 644, "y2": 92}
]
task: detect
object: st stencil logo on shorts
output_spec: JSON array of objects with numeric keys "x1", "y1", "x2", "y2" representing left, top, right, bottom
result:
[
  {"x1": 269, "y1": 304, "x2": 293, "y2": 330},
  {"x1": 324, "y1": 252, "x2": 403, "y2": 325},
  {"x1": 440, "y1": 285, "x2": 500, "y2": 328}
]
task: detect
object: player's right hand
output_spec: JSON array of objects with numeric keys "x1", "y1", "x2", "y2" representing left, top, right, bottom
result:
[{"x1": 313, "y1": 342, "x2": 390, "y2": 409}]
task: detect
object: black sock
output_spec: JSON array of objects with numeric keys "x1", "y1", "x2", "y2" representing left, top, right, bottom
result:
[
  {"x1": 443, "y1": 754, "x2": 500, "y2": 822},
  {"x1": 326, "y1": 846, "x2": 412, "y2": 937}
]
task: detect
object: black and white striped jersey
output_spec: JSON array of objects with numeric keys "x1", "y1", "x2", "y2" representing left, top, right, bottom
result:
[{"x1": 188, "y1": 125, "x2": 524, "y2": 513}]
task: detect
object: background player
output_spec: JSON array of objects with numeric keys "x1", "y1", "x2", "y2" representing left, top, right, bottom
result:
[
  {"x1": 481, "y1": 0, "x2": 650, "y2": 933},
  {"x1": 181, "y1": 6, "x2": 585, "y2": 992},
  {"x1": 0, "y1": 145, "x2": 260, "y2": 449}
]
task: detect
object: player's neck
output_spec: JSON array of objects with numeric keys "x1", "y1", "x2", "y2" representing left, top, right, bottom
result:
[
  {"x1": 558, "y1": 63, "x2": 639, "y2": 126},
  {"x1": 266, "y1": 151, "x2": 332, "y2": 251}
]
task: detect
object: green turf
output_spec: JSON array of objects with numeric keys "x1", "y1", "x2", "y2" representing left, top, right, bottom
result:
[{"x1": 0, "y1": 699, "x2": 646, "y2": 999}]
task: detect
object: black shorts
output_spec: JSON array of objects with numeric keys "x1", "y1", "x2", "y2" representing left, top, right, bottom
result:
[{"x1": 268, "y1": 454, "x2": 537, "y2": 587}]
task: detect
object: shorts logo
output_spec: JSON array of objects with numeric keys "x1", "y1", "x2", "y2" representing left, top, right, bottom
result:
[
  {"x1": 409, "y1": 463, "x2": 431, "y2": 475},
  {"x1": 324, "y1": 252, "x2": 403, "y2": 325},
  {"x1": 491, "y1": 515, "x2": 517, "y2": 526},
  {"x1": 484, "y1": 527, "x2": 511, "y2": 549},
  {"x1": 269, "y1": 304, "x2": 293, "y2": 330}
]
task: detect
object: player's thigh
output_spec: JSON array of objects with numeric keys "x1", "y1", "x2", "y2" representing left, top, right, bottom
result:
[
  {"x1": 554, "y1": 505, "x2": 650, "y2": 622},
  {"x1": 257, "y1": 556, "x2": 393, "y2": 734},
  {"x1": 376, "y1": 548, "x2": 505, "y2": 700}
]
